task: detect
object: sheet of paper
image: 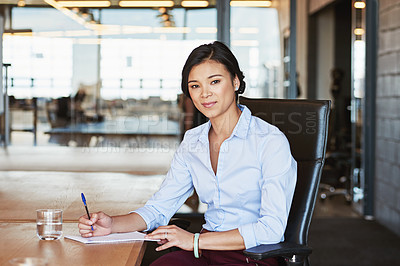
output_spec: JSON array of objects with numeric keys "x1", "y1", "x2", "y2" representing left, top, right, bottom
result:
[{"x1": 65, "y1": 231, "x2": 159, "y2": 244}]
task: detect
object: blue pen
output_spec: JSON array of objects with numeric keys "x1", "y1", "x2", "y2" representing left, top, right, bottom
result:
[{"x1": 81, "y1": 193, "x2": 94, "y2": 231}]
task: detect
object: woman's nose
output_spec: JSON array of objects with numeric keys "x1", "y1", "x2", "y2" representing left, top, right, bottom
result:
[{"x1": 201, "y1": 87, "x2": 211, "y2": 98}]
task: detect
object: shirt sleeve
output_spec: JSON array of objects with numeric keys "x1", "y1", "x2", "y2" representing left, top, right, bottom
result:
[
  {"x1": 238, "y1": 132, "x2": 297, "y2": 249},
  {"x1": 133, "y1": 139, "x2": 194, "y2": 231}
]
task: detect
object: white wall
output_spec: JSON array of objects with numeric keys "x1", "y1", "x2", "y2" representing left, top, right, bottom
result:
[
  {"x1": 72, "y1": 44, "x2": 100, "y2": 95},
  {"x1": 276, "y1": 0, "x2": 309, "y2": 99},
  {"x1": 276, "y1": 0, "x2": 290, "y2": 98},
  {"x1": 316, "y1": 7, "x2": 334, "y2": 101},
  {"x1": 296, "y1": 0, "x2": 308, "y2": 99}
]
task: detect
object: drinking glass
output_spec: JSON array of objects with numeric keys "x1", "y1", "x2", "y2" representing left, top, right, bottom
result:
[{"x1": 36, "y1": 209, "x2": 63, "y2": 240}]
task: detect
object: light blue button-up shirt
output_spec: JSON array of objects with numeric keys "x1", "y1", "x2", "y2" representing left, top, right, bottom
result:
[{"x1": 134, "y1": 105, "x2": 297, "y2": 249}]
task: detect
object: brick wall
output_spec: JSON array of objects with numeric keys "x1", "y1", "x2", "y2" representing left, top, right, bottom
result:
[{"x1": 375, "y1": 0, "x2": 400, "y2": 236}]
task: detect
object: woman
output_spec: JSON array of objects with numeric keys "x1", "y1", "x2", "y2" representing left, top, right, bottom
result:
[{"x1": 78, "y1": 41, "x2": 297, "y2": 265}]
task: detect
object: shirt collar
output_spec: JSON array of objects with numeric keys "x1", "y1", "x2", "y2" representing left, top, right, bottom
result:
[{"x1": 197, "y1": 104, "x2": 251, "y2": 144}]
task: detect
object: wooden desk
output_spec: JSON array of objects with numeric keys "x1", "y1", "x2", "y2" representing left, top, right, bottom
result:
[
  {"x1": 0, "y1": 223, "x2": 146, "y2": 266},
  {"x1": 0, "y1": 171, "x2": 165, "y2": 265},
  {"x1": 0, "y1": 171, "x2": 164, "y2": 222},
  {"x1": 44, "y1": 116, "x2": 181, "y2": 146}
]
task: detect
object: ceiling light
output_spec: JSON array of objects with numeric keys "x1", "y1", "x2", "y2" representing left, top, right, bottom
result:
[
  {"x1": 181, "y1": 1, "x2": 209, "y2": 7},
  {"x1": 195, "y1": 27, "x2": 217, "y2": 33},
  {"x1": 17, "y1": 0, "x2": 26, "y2": 7},
  {"x1": 35, "y1": 31, "x2": 65, "y2": 37},
  {"x1": 122, "y1": 26, "x2": 153, "y2": 34},
  {"x1": 354, "y1": 1, "x2": 366, "y2": 9},
  {"x1": 230, "y1": 1, "x2": 272, "y2": 7},
  {"x1": 119, "y1": 1, "x2": 174, "y2": 7},
  {"x1": 56, "y1": 1, "x2": 111, "y2": 7},
  {"x1": 238, "y1": 27, "x2": 259, "y2": 34},
  {"x1": 153, "y1": 27, "x2": 190, "y2": 33},
  {"x1": 354, "y1": 28, "x2": 365, "y2": 35},
  {"x1": 45, "y1": 0, "x2": 88, "y2": 26},
  {"x1": 64, "y1": 30, "x2": 93, "y2": 36}
]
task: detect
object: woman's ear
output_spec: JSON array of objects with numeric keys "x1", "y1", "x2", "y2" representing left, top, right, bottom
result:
[{"x1": 234, "y1": 75, "x2": 240, "y2": 90}]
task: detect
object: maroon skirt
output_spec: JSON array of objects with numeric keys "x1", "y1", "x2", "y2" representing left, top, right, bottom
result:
[
  {"x1": 150, "y1": 228, "x2": 279, "y2": 266},
  {"x1": 150, "y1": 249, "x2": 279, "y2": 266}
]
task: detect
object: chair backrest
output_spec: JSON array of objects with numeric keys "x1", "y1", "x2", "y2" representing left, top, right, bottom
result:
[
  {"x1": 46, "y1": 99, "x2": 69, "y2": 128},
  {"x1": 239, "y1": 97, "x2": 331, "y2": 245}
]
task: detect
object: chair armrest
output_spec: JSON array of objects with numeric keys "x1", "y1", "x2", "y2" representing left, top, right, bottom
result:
[{"x1": 243, "y1": 242, "x2": 312, "y2": 261}]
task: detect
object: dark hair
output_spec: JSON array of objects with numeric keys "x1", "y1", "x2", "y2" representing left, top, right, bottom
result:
[{"x1": 181, "y1": 41, "x2": 246, "y2": 99}]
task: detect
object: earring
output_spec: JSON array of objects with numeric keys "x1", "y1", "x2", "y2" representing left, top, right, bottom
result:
[{"x1": 235, "y1": 87, "x2": 239, "y2": 91}]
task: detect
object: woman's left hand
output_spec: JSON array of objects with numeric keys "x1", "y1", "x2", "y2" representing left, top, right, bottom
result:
[{"x1": 145, "y1": 225, "x2": 195, "y2": 252}]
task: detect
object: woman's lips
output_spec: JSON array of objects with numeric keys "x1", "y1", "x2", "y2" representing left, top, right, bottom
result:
[{"x1": 202, "y1": 102, "x2": 216, "y2": 108}]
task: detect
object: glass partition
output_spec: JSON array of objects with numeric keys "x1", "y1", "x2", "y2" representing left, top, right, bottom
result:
[
  {"x1": 3, "y1": 2, "x2": 282, "y2": 148},
  {"x1": 4, "y1": 6, "x2": 216, "y2": 147},
  {"x1": 231, "y1": 5, "x2": 281, "y2": 98}
]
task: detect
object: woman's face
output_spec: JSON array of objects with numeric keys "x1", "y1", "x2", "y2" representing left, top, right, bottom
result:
[{"x1": 188, "y1": 60, "x2": 239, "y2": 120}]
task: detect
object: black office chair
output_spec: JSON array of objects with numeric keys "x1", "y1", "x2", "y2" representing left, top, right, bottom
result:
[
  {"x1": 239, "y1": 97, "x2": 330, "y2": 266},
  {"x1": 146, "y1": 97, "x2": 330, "y2": 265},
  {"x1": 319, "y1": 103, "x2": 352, "y2": 203}
]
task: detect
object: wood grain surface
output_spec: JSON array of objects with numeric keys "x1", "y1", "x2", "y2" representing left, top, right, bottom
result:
[
  {"x1": 0, "y1": 222, "x2": 147, "y2": 266},
  {"x1": 0, "y1": 171, "x2": 164, "y2": 222}
]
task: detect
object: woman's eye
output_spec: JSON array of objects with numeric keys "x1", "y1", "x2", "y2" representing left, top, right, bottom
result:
[
  {"x1": 211, "y1": 80, "x2": 220, "y2": 85},
  {"x1": 190, "y1": 84, "x2": 199, "y2": 89}
]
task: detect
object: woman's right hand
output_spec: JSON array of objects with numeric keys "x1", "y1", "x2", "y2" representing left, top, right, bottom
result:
[{"x1": 78, "y1": 211, "x2": 113, "y2": 237}]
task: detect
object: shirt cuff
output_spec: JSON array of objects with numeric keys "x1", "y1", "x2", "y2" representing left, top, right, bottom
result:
[
  {"x1": 130, "y1": 207, "x2": 157, "y2": 231},
  {"x1": 238, "y1": 223, "x2": 258, "y2": 249}
]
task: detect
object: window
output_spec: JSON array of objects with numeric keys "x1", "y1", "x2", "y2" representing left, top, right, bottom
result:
[{"x1": 231, "y1": 6, "x2": 281, "y2": 98}]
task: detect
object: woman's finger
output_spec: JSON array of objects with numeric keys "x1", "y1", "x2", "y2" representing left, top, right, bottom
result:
[
  {"x1": 149, "y1": 225, "x2": 175, "y2": 234},
  {"x1": 81, "y1": 232, "x2": 93, "y2": 238},
  {"x1": 79, "y1": 227, "x2": 91, "y2": 233},
  {"x1": 146, "y1": 234, "x2": 165, "y2": 241},
  {"x1": 78, "y1": 222, "x2": 93, "y2": 230},
  {"x1": 90, "y1": 212, "x2": 101, "y2": 223},
  {"x1": 78, "y1": 215, "x2": 90, "y2": 224},
  {"x1": 157, "y1": 239, "x2": 168, "y2": 245},
  {"x1": 147, "y1": 228, "x2": 171, "y2": 239},
  {"x1": 79, "y1": 228, "x2": 92, "y2": 235},
  {"x1": 156, "y1": 241, "x2": 175, "y2": 251}
]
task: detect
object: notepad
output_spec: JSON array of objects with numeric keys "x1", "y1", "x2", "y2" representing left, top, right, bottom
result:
[{"x1": 65, "y1": 231, "x2": 159, "y2": 244}]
